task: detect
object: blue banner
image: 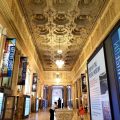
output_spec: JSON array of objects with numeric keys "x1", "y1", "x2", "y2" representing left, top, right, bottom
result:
[{"x1": 112, "y1": 27, "x2": 120, "y2": 86}]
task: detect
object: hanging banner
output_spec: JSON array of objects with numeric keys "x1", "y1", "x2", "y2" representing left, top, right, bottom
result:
[
  {"x1": 81, "y1": 74, "x2": 87, "y2": 93},
  {"x1": 87, "y1": 46, "x2": 112, "y2": 120},
  {"x1": 1, "y1": 38, "x2": 16, "y2": 77},
  {"x1": 111, "y1": 27, "x2": 120, "y2": 91},
  {"x1": 18, "y1": 57, "x2": 28, "y2": 85},
  {"x1": 32, "y1": 73, "x2": 38, "y2": 92}
]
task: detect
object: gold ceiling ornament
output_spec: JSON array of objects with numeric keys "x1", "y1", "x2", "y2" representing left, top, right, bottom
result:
[{"x1": 18, "y1": 0, "x2": 108, "y2": 71}]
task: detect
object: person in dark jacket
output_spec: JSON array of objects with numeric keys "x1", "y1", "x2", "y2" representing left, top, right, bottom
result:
[
  {"x1": 58, "y1": 98, "x2": 61, "y2": 108},
  {"x1": 49, "y1": 108, "x2": 54, "y2": 120},
  {"x1": 49, "y1": 102, "x2": 57, "y2": 120}
]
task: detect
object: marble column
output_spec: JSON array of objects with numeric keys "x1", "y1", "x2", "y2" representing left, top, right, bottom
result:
[
  {"x1": 48, "y1": 86, "x2": 52, "y2": 107},
  {"x1": 77, "y1": 79, "x2": 81, "y2": 107},
  {"x1": 71, "y1": 84, "x2": 75, "y2": 109},
  {"x1": 63, "y1": 86, "x2": 67, "y2": 107}
]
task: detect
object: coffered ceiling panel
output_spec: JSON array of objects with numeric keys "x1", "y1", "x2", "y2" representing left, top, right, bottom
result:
[{"x1": 18, "y1": 0, "x2": 108, "y2": 71}]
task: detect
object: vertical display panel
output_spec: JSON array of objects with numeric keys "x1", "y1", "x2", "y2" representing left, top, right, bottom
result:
[
  {"x1": 36, "y1": 98, "x2": 39, "y2": 112},
  {"x1": 111, "y1": 27, "x2": 120, "y2": 92},
  {"x1": 87, "y1": 46, "x2": 112, "y2": 120},
  {"x1": 18, "y1": 57, "x2": 28, "y2": 85},
  {"x1": 24, "y1": 96, "x2": 30, "y2": 118},
  {"x1": 1, "y1": 38, "x2": 16, "y2": 77},
  {"x1": 0, "y1": 92, "x2": 4, "y2": 120}
]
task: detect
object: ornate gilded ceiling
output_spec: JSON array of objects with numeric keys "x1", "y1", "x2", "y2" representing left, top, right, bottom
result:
[{"x1": 18, "y1": 0, "x2": 107, "y2": 71}]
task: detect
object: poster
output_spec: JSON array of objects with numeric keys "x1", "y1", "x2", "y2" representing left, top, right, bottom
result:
[
  {"x1": 18, "y1": 57, "x2": 28, "y2": 85},
  {"x1": 81, "y1": 74, "x2": 87, "y2": 93},
  {"x1": 1, "y1": 38, "x2": 16, "y2": 77},
  {"x1": 87, "y1": 47, "x2": 112, "y2": 120},
  {"x1": 111, "y1": 27, "x2": 120, "y2": 90},
  {"x1": 32, "y1": 73, "x2": 38, "y2": 92},
  {"x1": 32, "y1": 73, "x2": 37, "y2": 84}
]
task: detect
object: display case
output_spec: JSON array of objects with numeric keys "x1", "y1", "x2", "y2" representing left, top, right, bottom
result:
[
  {"x1": 0, "y1": 92, "x2": 4, "y2": 120},
  {"x1": 36, "y1": 98, "x2": 39, "y2": 112},
  {"x1": 23, "y1": 95, "x2": 30, "y2": 119}
]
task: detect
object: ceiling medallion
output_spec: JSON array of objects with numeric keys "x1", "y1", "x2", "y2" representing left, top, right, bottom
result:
[
  {"x1": 78, "y1": 0, "x2": 103, "y2": 14},
  {"x1": 32, "y1": 14, "x2": 48, "y2": 25},
  {"x1": 38, "y1": 26, "x2": 49, "y2": 35},
  {"x1": 53, "y1": 13, "x2": 69, "y2": 25},
  {"x1": 54, "y1": 27, "x2": 67, "y2": 35},
  {"x1": 29, "y1": 0, "x2": 47, "y2": 12},
  {"x1": 52, "y1": 0, "x2": 72, "y2": 11},
  {"x1": 74, "y1": 15, "x2": 91, "y2": 26}
]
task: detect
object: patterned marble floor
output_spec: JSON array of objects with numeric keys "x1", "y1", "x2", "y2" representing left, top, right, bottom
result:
[
  {"x1": 25, "y1": 110, "x2": 50, "y2": 120},
  {"x1": 25, "y1": 110, "x2": 90, "y2": 120}
]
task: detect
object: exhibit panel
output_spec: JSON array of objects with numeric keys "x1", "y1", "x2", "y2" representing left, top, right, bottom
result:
[
  {"x1": 0, "y1": 92, "x2": 4, "y2": 120},
  {"x1": 104, "y1": 22, "x2": 120, "y2": 119},
  {"x1": 23, "y1": 95, "x2": 30, "y2": 118},
  {"x1": 87, "y1": 46, "x2": 112, "y2": 120}
]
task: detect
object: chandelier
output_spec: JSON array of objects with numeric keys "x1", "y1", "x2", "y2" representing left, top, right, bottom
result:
[
  {"x1": 55, "y1": 59, "x2": 64, "y2": 68},
  {"x1": 55, "y1": 38, "x2": 64, "y2": 68}
]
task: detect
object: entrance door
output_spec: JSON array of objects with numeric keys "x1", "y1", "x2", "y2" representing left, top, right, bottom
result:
[{"x1": 3, "y1": 96, "x2": 15, "y2": 120}]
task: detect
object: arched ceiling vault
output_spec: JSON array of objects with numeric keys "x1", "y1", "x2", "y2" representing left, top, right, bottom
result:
[{"x1": 18, "y1": 0, "x2": 108, "y2": 71}]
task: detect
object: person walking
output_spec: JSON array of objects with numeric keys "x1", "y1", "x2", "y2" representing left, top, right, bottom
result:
[{"x1": 79, "y1": 104, "x2": 85, "y2": 120}]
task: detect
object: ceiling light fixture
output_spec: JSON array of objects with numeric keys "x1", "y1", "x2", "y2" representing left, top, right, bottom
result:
[
  {"x1": 57, "y1": 49, "x2": 63, "y2": 54},
  {"x1": 55, "y1": 38, "x2": 64, "y2": 68},
  {"x1": 57, "y1": 38, "x2": 63, "y2": 54},
  {"x1": 55, "y1": 59, "x2": 64, "y2": 68}
]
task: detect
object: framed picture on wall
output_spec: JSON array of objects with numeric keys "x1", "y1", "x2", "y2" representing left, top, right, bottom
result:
[{"x1": 81, "y1": 74, "x2": 87, "y2": 93}]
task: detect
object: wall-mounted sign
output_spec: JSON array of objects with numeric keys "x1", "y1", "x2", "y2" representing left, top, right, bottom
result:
[
  {"x1": 87, "y1": 46, "x2": 112, "y2": 120},
  {"x1": 32, "y1": 73, "x2": 38, "y2": 92},
  {"x1": 81, "y1": 74, "x2": 87, "y2": 93},
  {"x1": 18, "y1": 57, "x2": 28, "y2": 85},
  {"x1": 111, "y1": 27, "x2": 120, "y2": 91},
  {"x1": 1, "y1": 38, "x2": 16, "y2": 77}
]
